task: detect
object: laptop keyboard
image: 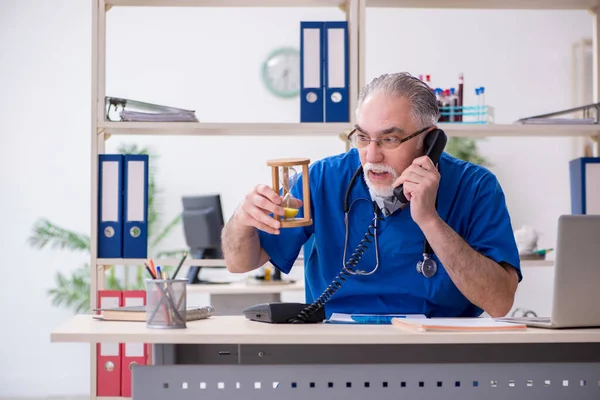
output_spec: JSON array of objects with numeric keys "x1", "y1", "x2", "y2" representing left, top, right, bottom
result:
[
  {"x1": 499, "y1": 317, "x2": 551, "y2": 323},
  {"x1": 522, "y1": 317, "x2": 551, "y2": 323}
]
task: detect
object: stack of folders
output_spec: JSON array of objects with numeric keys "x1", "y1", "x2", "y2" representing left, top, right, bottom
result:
[
  {"x1": 96, "y1": 290, "x2": 151, "y2": 397},
  {"x1": 300, "y1": 21, "x2": 350, "y2": 123},
  {"x1": 98, "y1": 153, "x2": 149, "y2": 259},
  {"x1": 105, "y1": 96, "x2": 198, "y2": 122}
]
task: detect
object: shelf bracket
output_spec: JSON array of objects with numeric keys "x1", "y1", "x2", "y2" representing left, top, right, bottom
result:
[{"x1": 97, "y1": 128, "x2": 111, "y2": 141}]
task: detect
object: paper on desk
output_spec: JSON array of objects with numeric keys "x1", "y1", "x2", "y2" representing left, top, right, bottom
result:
[
  {"x1": 391, "y1": 317, "x2": 527, "y2": 332},
  {"x1": 327, "y1": 313, "x2": 427, "y2": 324}
]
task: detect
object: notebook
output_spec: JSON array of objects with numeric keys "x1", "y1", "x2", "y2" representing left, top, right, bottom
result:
[
  {"x1": 391, "y1": 317, "x2": 527, "y2": 332},
  {"x1": 94, "y1": 305, "x2": 214, "y2": 322}
]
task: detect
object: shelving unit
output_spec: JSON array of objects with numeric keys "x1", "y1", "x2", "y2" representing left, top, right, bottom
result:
[{"x1": 88, "y1": 0, "x2": 599, "y2": 399}]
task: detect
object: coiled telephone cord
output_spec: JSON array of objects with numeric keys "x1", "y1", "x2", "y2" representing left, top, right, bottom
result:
[{"x1": 289, "y1": 202, "x2": 385, "y2": 323}]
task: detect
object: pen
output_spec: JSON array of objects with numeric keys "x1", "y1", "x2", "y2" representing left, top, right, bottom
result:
[
  {"x1": 350, "y1": 315, "x2": 409, "y2": 324},
  {"x1": 156, "y1": 266, "x2": 162, "y2": 279},
  {"x1": 171, "y1": 251, "x2": 188, "y2": 279}
]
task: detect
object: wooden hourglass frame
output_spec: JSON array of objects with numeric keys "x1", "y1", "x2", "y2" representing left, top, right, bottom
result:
[{"x1": 267, "y1": 158, "x2": 312, "y2": 228}]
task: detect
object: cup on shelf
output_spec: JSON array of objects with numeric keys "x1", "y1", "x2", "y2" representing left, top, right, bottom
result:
[{"x1": 145, "y1": 278, "x2": 187, "y2": 329}]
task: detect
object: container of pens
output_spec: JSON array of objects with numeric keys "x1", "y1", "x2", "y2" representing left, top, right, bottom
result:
[
  {"x1": 145, "y1": 278, "x2": 187, "y2": 329},
  {"x1": 439, "y1": 105, "x2": 495, "y2": 124}
]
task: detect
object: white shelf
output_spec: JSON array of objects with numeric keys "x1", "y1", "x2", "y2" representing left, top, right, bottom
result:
[
  {"x1": 97, "y1": 258, "x2": 552, "y2": 268},
  {"x1": 98, "y1": 258, "x2": 227, "y2": 266},
  {"x1": 366, "y1": 0, "x2": 600, "y2": 10},
  {"x1": 97, "y1": 258, "x2": 305, "y2": 268},
  {"x1": 106, "y1": 0, "x2": 600, "y2": 9},
  {"x1": 99, "y1": 121, "x2": 600, "y2": 138},
  {"x1": 100, "y1": 121, "x2": 352, "y2": 136},
  {"x1": 107, "y1": 0, "x2": 347, "y2": 7},
  {"x1": 440, "y1": 123, "x2": 600, "y2": 138}
]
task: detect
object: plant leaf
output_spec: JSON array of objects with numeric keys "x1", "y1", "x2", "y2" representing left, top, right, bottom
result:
[
  {"x1": 154, "y1": 249, "x2": 188, "y2": 259},
  {"x1": 445, "y1": 137, "x2": 490, "y2": 166},
  {"x1": 27, "y1": 219, "x2": 90, "y2": 252},
  {"x1": 46, "y1": 264, "x2": 91, "y2": 313},
  {"x1": 150, "y1": 213, "x2": 182, "y2": 249}
]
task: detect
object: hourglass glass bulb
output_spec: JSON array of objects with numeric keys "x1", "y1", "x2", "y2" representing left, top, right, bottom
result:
[
  {"x1": 282, "y1": 191, "x2": 301, "y2": 218},
  {"x1": 279, "y1": 166, "x2": 300, "y2": 219}
]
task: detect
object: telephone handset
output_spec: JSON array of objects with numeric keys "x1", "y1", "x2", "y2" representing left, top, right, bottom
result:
[
  {"x1": 393, "y1": 128, "x2": 448, "y2": 204},
  {"x1": 242, "y1": 128, "x2": 448, "y2": 324}
]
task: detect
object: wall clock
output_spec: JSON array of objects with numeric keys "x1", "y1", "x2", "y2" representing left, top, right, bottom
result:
[{"x1": 262, "y1": 47, "x2": 300, "y2": 98}]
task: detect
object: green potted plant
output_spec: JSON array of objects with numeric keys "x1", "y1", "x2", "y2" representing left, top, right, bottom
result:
[
  {"x1": 444, "y1": 137, "x2": 489, "y2": 166},
  {"x1": 28, "y1": 143, "x2": 184, "y2": 313}
]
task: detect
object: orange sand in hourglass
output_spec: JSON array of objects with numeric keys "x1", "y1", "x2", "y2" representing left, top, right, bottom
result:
[{"x1": 267, "y1": 158, "x2": 312, "y2": 228}]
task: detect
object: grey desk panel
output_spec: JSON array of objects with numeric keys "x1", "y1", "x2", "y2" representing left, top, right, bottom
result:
[
  {"x1": 171, "y1": 342, "x2": 600, "y2": 365},
  {"x1": 132, "y1": 362, "x2": 600, "y2": 400}
]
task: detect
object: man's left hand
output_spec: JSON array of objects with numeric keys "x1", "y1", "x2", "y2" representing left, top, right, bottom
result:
[{"x1": 393, "y1": 155, "x2": 440, "y2": 226}]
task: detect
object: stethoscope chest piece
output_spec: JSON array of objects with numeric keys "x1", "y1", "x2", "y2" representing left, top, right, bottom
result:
[{"x1": 416, "y1": 254, "x2": 437, "y2": 278}]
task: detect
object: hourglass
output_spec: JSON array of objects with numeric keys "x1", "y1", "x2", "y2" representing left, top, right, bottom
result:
[{"x1": 267, "y1": 158, "x2": 312, "y2": 228}]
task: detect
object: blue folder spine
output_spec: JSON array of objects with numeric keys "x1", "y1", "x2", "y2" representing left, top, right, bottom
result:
[
  {"x1": 98, "y1": 154, "x2": 124, "y2": 258},
  {"x1": 300, "y1": 21, "x2": 324, "y2": 123},
  {"x1": 122, "y1": 154, "x2": 149, "y2": 259},
  {"x1": 323, "y1": 21, "x2": 349, "y2": 123},
  {"x1": 569, "y1": 157, "x2": 600, "y2": 214}
]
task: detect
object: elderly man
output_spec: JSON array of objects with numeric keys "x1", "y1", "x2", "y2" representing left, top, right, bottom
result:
[{"x1": 221, "y1": 72, "x2": 521, "y2": 319}]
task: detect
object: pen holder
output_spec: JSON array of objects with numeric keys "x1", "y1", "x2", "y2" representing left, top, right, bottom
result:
[{"x1": 145, "y1": 279, "x2": 187, "y2": 329}]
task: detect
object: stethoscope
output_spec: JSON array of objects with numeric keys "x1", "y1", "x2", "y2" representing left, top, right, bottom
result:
[{"x1": 342, "y1": 165, "x2": 438, "y2": 278}]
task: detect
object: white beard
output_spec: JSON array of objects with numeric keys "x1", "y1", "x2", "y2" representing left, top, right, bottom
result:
[{"x1": 363, "y1": 162, "x2": 399, "y2": 198}]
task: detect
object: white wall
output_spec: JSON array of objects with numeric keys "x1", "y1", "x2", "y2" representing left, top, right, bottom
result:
[{"x1": 0, "y1": 0, "x2": 592, "y2": 396}]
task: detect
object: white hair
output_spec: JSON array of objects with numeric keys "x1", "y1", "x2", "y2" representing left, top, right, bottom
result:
[{"x1": 356, "y1": 72, "x2": 440, "y2": 131}]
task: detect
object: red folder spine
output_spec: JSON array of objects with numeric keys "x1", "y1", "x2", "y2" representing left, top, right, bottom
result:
[
  {"x1": 96, "y1": 290, "x2": 122, "y2": 396},
  {"x1": 121, "y1": 290, "x2": 148, "y2": 397}
]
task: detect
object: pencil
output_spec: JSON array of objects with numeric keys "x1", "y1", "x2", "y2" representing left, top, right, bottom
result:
[
  {"x1": 144, "y1": 263, "x2": 156, "y2": 279},
  {"x1": 171, "y1": 251, "x2": 188, "y2": 279},
  {"x1": 148, "y1": 258, "x2": 157, "y2": 277}
]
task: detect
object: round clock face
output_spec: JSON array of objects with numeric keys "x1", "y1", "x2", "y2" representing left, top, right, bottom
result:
[{"x1": 262, "y1": 47, "x2": 300, "y2": 98}]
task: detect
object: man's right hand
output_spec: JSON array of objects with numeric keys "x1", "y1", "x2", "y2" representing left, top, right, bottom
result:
[{"x1": 234, "y1": 184, "x2": 302, "y2": 235}]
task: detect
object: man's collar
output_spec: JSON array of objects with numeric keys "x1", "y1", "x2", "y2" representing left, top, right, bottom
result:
[{"x1": 369, "y1": 189, "x2": 406, "y2": 217}]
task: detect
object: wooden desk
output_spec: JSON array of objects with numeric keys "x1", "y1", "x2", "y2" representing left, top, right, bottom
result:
[
  {"x1": 187, "y1": 280, "x2": 304, "y2": 316},
  {"x1": 51, "y1": 315, "x2": 600, "y2": 399}
]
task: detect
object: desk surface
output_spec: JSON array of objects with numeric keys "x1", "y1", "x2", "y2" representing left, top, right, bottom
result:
[
  {"x1": 187, "y1": 280, "x2": 304, "y2": 295},
  {"x1": 50, "y1": 315, "x2": 600, "y2": 345}
]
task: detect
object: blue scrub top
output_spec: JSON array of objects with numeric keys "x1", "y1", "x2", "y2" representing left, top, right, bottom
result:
[{"x1": 258, "y1": 149, "x2": 521, "y2": 318}]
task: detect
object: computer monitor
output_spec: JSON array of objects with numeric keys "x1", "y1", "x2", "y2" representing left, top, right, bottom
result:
[{"x1": 181, "y1": 194, "x2": 227, "y2": 284}]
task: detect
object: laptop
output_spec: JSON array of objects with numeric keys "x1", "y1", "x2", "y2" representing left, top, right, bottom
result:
[{"x1": 497, "y1": 214, "x2": 600, "y2": 329}]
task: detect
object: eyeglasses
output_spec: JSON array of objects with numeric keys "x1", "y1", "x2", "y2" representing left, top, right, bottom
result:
[{"x1": 347, "y1": 125, "x2": 432, "y2": 150}]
